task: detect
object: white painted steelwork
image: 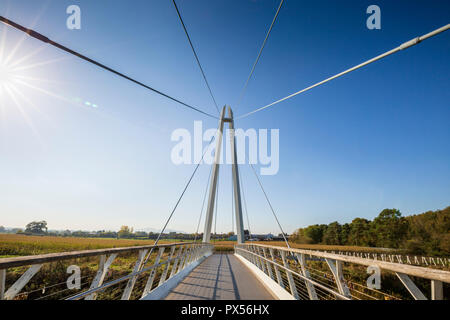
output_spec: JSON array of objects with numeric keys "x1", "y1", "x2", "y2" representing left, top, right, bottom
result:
[
  {"x1": 0, "y1": 242, "x2": 213, "y2": 300},
  {"x1": 235, "y1": 243, "x2": 450, "y2": 300}
]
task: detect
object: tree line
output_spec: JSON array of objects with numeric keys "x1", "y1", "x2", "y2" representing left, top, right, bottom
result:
[
  {"x1": 289, "y1": 207, "x2": 450, "y2": 256},
  {"x1": 4, "y1": 222, "x2": 236, "y2": 241}
]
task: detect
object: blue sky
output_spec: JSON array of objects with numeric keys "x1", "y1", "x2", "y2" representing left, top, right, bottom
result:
[{"x1": 0, "y1": 0, "x2": 449, "y2": 234}]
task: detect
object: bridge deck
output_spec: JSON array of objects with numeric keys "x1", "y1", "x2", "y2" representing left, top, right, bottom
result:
[{"x1": 165, "y1": 254, "x2": 275, "y2": 300}]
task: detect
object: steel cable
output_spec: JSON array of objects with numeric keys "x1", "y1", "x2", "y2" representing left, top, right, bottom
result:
[
  {"x1": 171, "y1": 0, "x2": 220, "y2": 115},
  {"x1": 0, "y1": 16, "x2": 217, "y2": 119},
  {"x1": 238, "y1": 24, "x2": 450, "y2": 119}
]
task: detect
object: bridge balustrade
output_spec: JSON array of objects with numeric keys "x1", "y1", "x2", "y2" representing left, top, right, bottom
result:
[
  {"x1": 0, "y1": 242, "x2": 213, "y2": 300},
  {"x1": 235, "y1": 243, "x2": 450, "y2": 300}
]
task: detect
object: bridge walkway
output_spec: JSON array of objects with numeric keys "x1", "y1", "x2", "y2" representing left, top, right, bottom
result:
[{"x1": 164, "y1": 253, "x2": 275, "y2": 300}]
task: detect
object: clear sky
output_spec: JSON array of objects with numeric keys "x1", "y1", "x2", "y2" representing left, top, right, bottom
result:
[{"x1": 0, "y1": 0, "x2": 449, "y2": 234}]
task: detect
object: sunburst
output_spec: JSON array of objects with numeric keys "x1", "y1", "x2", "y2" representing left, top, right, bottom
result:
[
  {"x1": 0, "y1": 19, "x2": 74, "y2": 143},
  {"x1": 0, "y1": 61, "x2": 14, "y2": 96}
]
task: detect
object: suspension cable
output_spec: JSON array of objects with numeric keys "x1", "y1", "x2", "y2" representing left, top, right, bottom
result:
[
  {"x1": 142, "y1": 136, "x2": 215, "y2": 266},
  {"x1": 0, "y1": 16, "x2": 217, "y2": 119},
  {"x1": 236, "y1": 0, "x2": 284, "y2": 109},
  {"x1": 238, "y1": 23, "x2": 450, "y2": 119},
  {"x1": 249, "y1": 164, "x2": 290, "y2": 248},
  {"x1": 193, "y1": 164, "x2": 213, "y2": 243},
  {"x1": 171, "y1": 0, "x2": 220, "y2": 115}
]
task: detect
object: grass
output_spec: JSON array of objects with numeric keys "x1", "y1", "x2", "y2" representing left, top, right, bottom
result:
[
  {"x1": 210, "y1": 240, "x2": 399, "y2": 253},
  {"x1": 0, "y1": 234, "x2": 398, "y2": 257},
  {"x1": 0, "y1": 234, "x2": 185, "y2": 257}
]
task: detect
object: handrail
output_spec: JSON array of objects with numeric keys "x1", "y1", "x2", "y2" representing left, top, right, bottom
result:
[
  {"x1": 0, "y1": 242, "x2": 213, "y2": 300},
  {"x1": 235, "y1": 247, "x2": 350, "y2": 300},
  {"x1": 245, "y1": 244, "x2": 450, "y2": 283},
  {"x1": 0, "y1": 242, "x2": 196, "y2": 269},
  {"x1": 66, "y1": 243, "x2": 213, "y2": 300},
  {"x1": 235, "y1": 243, "x2": 449, "y2": 300}
]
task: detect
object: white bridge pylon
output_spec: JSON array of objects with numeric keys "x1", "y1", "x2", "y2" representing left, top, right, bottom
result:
[{"x1": 203, "y1": 106, "x2": 245, "y2": 244}]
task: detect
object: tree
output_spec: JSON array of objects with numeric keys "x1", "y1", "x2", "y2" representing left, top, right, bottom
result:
[
  {"x1": 118, "y1": 226, "x2": 133, "y2": 239},
  {"x1": 371, "y1": 209, "x2": 408, "y2": 248},
  {"x1": 0, "y1": 226, "x2": 5, "y2": 233},
  {"x1": 25, "y1": 221, "x2": 48, "y2": 234},
  {"x1": 348, "y1": 218, "x2": 372, "y2": 246},
  {"x1": 405, "y1": 206, "x2": 450, "y2": 255},
  {"x1": 303, "y1": 225, "x2": 326, "y2": 244},
  {"x1": 322, "y1": 222, "x2": 342, "y2": 245},
  {"x1": 340, "y1": 223, "x2": 351, "y2": 245},
  {"x1": 439, "y1": 233, "x2": 450, "y2": 254},
  {"x1": 289, "y1": 229, "x2": 312, "y2": 244}
]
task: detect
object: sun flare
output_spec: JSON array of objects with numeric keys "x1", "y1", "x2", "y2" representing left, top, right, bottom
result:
[
  {"x1": 0, "y1": 24, "x2": 71, "y2": 142},
  {"x1": 0, "y1": 61, "x2": 16, "y2": 96}
]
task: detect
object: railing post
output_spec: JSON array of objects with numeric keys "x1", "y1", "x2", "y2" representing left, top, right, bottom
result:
[
  {"x1": 395, "y1": 272, "x2": 427, "y2": 300},
  {"x1": 295, "y1": 253, "x2": 318, "y2": 300},
  {"x1": 159, "y1": 246, "x2": 177, "y2": 286},
  {"x1": 141, "y1": 247, "x2": 165, "y2": 298},
  {"x1": 190, "y1": 244, "x2": 198, "y2": 263},
  {"x1": 252, "y1": 246, "x2": 259, "y2": 267},
  {"x1": 3, "y1": 264, "x2": 42, "y2": 300},
  {"x1": 183, "y1": 244, "x2": 191, "y2": 265},
  {"x1": 281, "y1": 251, "x2": 299, "y2": 299},
  {"x1": 187, "y1": 244, "x2": 196, "y2": 264},
  {"x1": 431, "y1": 280, "x2": 443, "y2": 300},
  {"x1": 325, "y1": 258, "x2": 351, "y2": 299},
  {"x1": 253, "y1": 246, "x2": 263, "y2": 270},
  {"x1": 269, "y1": 248, "x2": 284, "y2": 289},
  {"x1": 262, "y1": 248, "x2": 274, "y2": 280},
  {"x1": 86, "y1": 254, "x2": 117, "y2": 300},
  {"x1": 178, "y1": 245, "x2": 190, "y2": 273},
  {"x1": 0, "y1": 269, "x2": 5, "y2": 300},
  {"x1": 257, "y1": 247, "x2": 267, "y2": 274},
  {"x1": 121, "y1": 249, "x2": 148, "y2": 300},
  {"x1": 244, "y1": 245, "x2": 251, "y2": 263},
  {"x1": 169, "y1": 246, "x2": 184, "y2": 278},
  {"x1": 189, "y1": 244, "x2": 198, "y2": 263}
]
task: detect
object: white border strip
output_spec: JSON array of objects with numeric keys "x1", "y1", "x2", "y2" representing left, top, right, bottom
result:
[{"x1": 234, "y1": 253, "x2": 295, "y2": 300}]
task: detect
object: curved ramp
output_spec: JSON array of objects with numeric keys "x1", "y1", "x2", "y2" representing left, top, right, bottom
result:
[{"x1": 165, "y1": 254, "x2": 275, "y2": 300}]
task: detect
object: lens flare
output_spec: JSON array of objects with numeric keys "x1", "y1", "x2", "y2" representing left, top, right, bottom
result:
[
  {"x1": 0, "y1": 63, "x2": 15, "y2": 94},
  {"x1": 0, "y1": 24, "x2": 63, "y2": 141}
]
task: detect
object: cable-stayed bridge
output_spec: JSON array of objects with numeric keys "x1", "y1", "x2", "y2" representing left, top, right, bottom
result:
[
  {"x1": 0, "y1": 1, "x2": 449, "y2": 301},
  {"x1": 1, "y1": 239, "x2": 449, "y2": 300},
  {"x1": 1, "y1": 105, "x2": 449, "y2": 300}
]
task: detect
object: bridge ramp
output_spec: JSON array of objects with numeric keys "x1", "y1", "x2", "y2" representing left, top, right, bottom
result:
[{"x1": 165, "y1": 253, "x2": 275, "y2": 300}]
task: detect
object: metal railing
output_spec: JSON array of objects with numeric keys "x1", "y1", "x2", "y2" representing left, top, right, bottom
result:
[
  {"x1": 0, "y1": 242, "x2": 213, "y2": 300},
  {"x1": 235, "y1": 243, "x2": 450, "y2": 300},
  {"x1": 307, "y1": 250, "x2": 449, "y2": 268}
]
